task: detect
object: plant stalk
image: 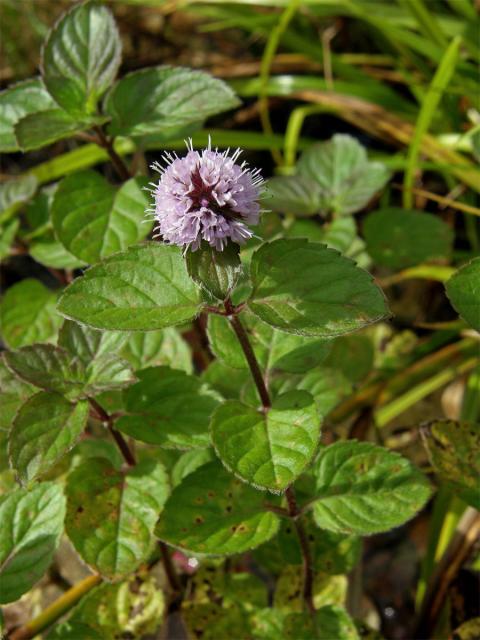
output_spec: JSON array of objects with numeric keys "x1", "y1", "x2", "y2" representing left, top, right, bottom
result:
[
  {"x1": 9, "y1": 575, "x2": 102, "y2": 640},
  {"x1": 88, "y1": 398, "x2": 136, "y2": 467},
  {"x1": 93, "y1": 126, "x2": 132, "y2": 181},
  {"x1": 224, "y1": 299, "x2": 271, "y2": 409},
  {"x1": 286, "y1": 486, "x2": 316, "y2": 615},
  {"x1": 221, "y1": 301, "x2": 314, "y2": 614}
]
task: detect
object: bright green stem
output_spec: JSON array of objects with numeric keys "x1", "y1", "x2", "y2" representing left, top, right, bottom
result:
[
  {"x1": 284, "y1": 105, "x2": 327, "y2": 168},
  {"x1": 375, "y1": 356, "x2": 477, "y2": 428},
  {"x1": 10, "y1": 575, "x2": 102, "y2": 640},
  {"x1": 258, "y1": 0, "x2": 300, "y2": 165},
  {"x1": 403, "y1": 36, "x2": 461, "y2": 208},
  {"x1": 415, "y1": 489, "x2": 464, "y2": 610}
]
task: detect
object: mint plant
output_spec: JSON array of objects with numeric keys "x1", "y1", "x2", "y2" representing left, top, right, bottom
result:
[{"x1": 1, "y1": 2, "x2": 479, "y2": 639}]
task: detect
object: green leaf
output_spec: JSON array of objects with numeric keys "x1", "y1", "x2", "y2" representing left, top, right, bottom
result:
[
  {"x1": 155, "y1": 460, "x2": 279, "y2": 555},
  {"x1": 310, "y1": 441, "x2": 432, "y2": 535},
  {"x1": 275, "y1": 566, "x2": 347, "y2": 612},
  {"x1": 171, "y1": 449, "x2": 215, "y2": 487},
  {"x1": 9, "y1": 392, "x2": 89, "y2": 484},
  {"x1": 265, "y1": 175, "x2": 321, "y2": 217},
  {"x1": 283, "y1": 605, "x2": 359, "y2": 640},
  {"x1": 0, "y1": 78, "x2": 56, "y2": 153},
  {"x1": 4, "y1": 345, "x2": 86, "y2": 399},
  {"x1": 324, "y1": 334, "x2": 374, "y2": 384},
  {"x1": 364, "y1": 208, "x2": 453, "y2": 269},
  {"x1": 0, "y1": 481, "x2": 65, "y2": 604},
  {"x1": 5, "y1": 331, "x2": 134, "y2": 400},
  {"x1": 117, "y1": 366, "x2": 218, "y2": 449},
  {"x1": 186, "y1": 243, "x2": 242, "y2": 301},
  {"x1": 65, "y1": 457, "x2": 169, "y2": 579},
  {"x1": 0, "y1": 219, "x2": 19, "y2": 261},
  {"x1": 15, "y1": 109, "x2": 99, "y2": 152},
  {"x1": 58, "y1": 320, "x2": 127, "y2": 363},
  {"x1": 0, "y1": 354, "x2": 34, "y2": 432},
  {"x1": 121, "y1": 328, "x2": 192, "y2": 374},
  {"x1": 201, "y1": 360, "x2": 251, "y2": 401},
  {"x1": 57, "y1": 242, "x2": 202, "y2": 331},
  {"x1": 104, "y1": 66, "x2": 239, "y2": 138},
  {"x1": 52, "y1": 171, "x2": 151, "y2": 263},
  {"x1": 0, "y1": 279, "x2": 62, "y2": 348},
  {"x1": 278, "y1": 517, "x2": 360, "y2": 575},
  {"x1": 297, "y1": 135, "x2": 390, "y2": 216},
  {"x1": 249, "y1": 239, "x2": 389, "y2": 337},
  {"x1": 445, "y1": 257, "x2": 480, "y2": 331},
  {"x1": 42, "y1": 2, "x2": 121, "y2": 117},
  {"x1": 421, "y1": 420, "x2": 480, "y2": 510},
  {"x1": 30, "y1": 232, "x2": 86, "y2": 269},
  {"x1": 211, "y1": 390, "x2": 320, "y2": 492},
  {"x1": 274, "y1": 366, "x2": 352, "y2": 419},
  {"x1": 0, "y1": 174, "x2": 37, "y2": 221},
  {"x1": 208, "y1": 312, "x2": 331, "y2": 374}
]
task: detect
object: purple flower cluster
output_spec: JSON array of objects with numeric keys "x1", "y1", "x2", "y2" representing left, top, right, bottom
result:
[{"x1": 149, "y1": 139, "x2": 263, "y2": 251}]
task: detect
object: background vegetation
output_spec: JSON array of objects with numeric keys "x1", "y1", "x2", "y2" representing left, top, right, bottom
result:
[{"x1": 0, "y1": 1, "x2": 479, "y2": 639}]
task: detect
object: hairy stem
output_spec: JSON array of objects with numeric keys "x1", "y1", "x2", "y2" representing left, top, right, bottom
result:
[
  {"x1": 93, "y1": 125, "x2": 132, "y2": 181},
  {"x1": 9, "y1": 575, "x2": 102, "y2": 640},
  {"x1": 88, "y1": 398, "x2": 136, "y2": 467},
  {"x1": 221, "y1": 300, "x2": 314, "y2": 613},
  {"x1": 286, "y1": 486, "x2": 316, "y2": 614},
  {"x1": 224, "y1": 298, "x2": 271, "y2": 408}
]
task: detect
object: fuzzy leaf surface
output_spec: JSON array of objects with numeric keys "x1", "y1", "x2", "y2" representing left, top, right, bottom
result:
[
  {"x1": 0, "y1": 78, "x2": 56, "y2": 152},
  {"x1": 57, "y1": 243, "x2": 201, "y2": 331},
  {"x1": 0, "y1": 482, "x2": 65, "y2": 603},
  {"x1": 0, "y1": 279, "x2": 61, "y2": 348},
  {"x1": 52, "y1": 172, "x2": 151, "y2": 263},
  {"x1": 9, "y1": 392, "x2": 89, "y2": 484},
  {"x1": 211, "y1": 390, "x2": 320, "y2": 492},
  {"x1": 42, "y1": 2, "x2": 121, "y2": 116},
  {"x1": 117, "y1": 366, "x2": 218, "y2": 448},
  {"x1": 104, "y1": 66, "x2": 239, "y2": 137},
  {"x1": 65, "y1": 457, "x2": 169, "y2": 579},
  {"x1": 311, "y1": 441, "x2": 432, "y2": 535},
  {"x1": 249, "y1": 239, "x2": 389, "y2": 337},
  {"x1": 297, "y1": 134, "x2": 390, "y2": 216},
  {"x1": 155, "y1": 460, "x2": 279, "y2": 555}
]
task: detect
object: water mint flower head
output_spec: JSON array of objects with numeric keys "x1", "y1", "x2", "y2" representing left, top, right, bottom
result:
[{"x1": 149, "y1": 139, "x2": 263, "y2": 251}]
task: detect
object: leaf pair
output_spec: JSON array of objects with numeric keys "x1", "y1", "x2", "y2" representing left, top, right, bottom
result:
[
  {"x1": 57, "y1": 238, "x2": 390, "y2": 338},
  {"x1": 155, "y1": 441, "x2": 432, "y2": 556}
]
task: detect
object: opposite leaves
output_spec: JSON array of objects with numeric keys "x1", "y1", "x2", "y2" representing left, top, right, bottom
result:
[
  {"x1": 311, "y1": 441, "x2": 432, "y2": 535},
  {"x1": 249, "y1": 239, "x2": 389, "y2": 337},
  {"x1": 57, "y1": 243, "x2": 201, "y2": 331}
]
